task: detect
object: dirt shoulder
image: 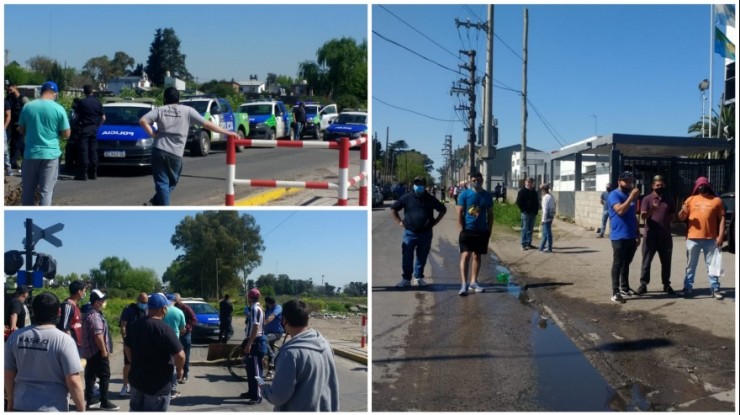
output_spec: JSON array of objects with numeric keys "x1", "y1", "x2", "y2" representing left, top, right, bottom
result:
[{"x1": 490, "y1": 219, "x2": 735, "y2": 411}]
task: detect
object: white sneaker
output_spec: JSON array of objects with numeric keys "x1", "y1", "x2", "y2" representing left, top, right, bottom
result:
[
  {"x1": 119, "y1": 385, "x2": 130, "y2": 397},
  {"x1": 458, "y1": 285, "x2": 469, "y2": 296},
  {"x1": 469, "y1": 282, "x2": 485, "y2": 293},
  {"x1": 396, "y1": 279, "x2": 411, "y2": 288},
  {"x1": 414, "y1": 278, "x2": 427, "y2": 287}
]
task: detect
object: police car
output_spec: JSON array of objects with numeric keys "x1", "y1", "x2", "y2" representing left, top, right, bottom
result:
[
  {"x1": 181, "y1": 298, "x2": 221, "y2": 340},
  {"x1": 96, "y1": 99, "x2": 157, "y2": 168},
  {"x1": 180, "y1": 95, "x2": 250, "y2": 156},
  {"x1": 300, "y1": 102, "x2": 338, "y2": 140},
  {"x1": 323, "y1": 109, "x2": 367, "y2": 143},
  {"x1": 239, "y1": 100, "x2": 293, "y2": 141}
]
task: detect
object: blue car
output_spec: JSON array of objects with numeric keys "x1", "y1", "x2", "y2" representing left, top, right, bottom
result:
[
  {"x1": 182, "y1": 298, "x2": 220, "y2": 340},
  {"x1": 323, "y1": 110, "x2": 367, "y2": 143},
  {"x1": 96, "y1": 101, "x2": 156, "y2": 168}
]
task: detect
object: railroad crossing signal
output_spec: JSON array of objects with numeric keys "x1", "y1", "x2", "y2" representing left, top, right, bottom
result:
[{"x1": 23, "y1": 221, "x2": 64, "y2": 248}]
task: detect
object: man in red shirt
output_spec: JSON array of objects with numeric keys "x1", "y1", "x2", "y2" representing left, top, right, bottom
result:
[
  {"x1": 57, "y1": 281, "x2": 86, "y2": 350},
  {"x1": 638, "y1": 176, "x2": 676, "y2": 295}
]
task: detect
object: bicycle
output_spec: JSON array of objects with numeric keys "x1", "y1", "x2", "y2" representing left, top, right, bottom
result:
[{"x1": 226, "y1": 344, "x2": 248, "y2": 381}]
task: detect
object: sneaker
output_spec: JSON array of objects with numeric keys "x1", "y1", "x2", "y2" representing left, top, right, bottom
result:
[
  {"x1": 637, "y1": 285, "x2": 647, "y2": 295},
  {"x1": 118, "y1": 385, "x2": 130, "y2": 397},
  {"x1": 597, "y1": 234, "x2": 604, "y2": 238},
  {"x1": 458, "y1": 286, "x2": 468, "y2": 296},
  {"x1": 414, "y1": 277, "x2": 427, "y2": 287},
  {"x1": 178, "y1": 376, "x2": 188, "y2": 384},
  {"x1": 170, "y1": 390, "x2": 182, "y2": 399},
  {"x1": 521, "y1": 246, "x2": 529, "y2": 251},
  {"x1": 100, "y1": 401, "x2": 120, "y2": 411},
  {"x1": 663, "y1": 285, "x2": 676, "y2": 295},
  {"x1": 712, "y1": 290, "x2": 724, "y2": 300},
  {"x1": 246, "y1": 398, "x2": 263, "y2": 405},
  {"x1": 86, "y1": 402, "x2": 101, "y2": 410},
  {"x1": 527, "y1": 244, "x2": 537, "y2": 250},
  {"x1": 611, "y1": 293, "x2": 626, "y2": 303},
  {"x1": 469, "y1": 282, "x2": 485, "y2": 293},
  {"x1": 619, "y1": 288, "x2": 640, "y2": 297},
  {"x1": 396, "y1": 279, "x2": 411, "y2": 288},
  {"x1": 239, "y1": 392, "x2": 252, "y2": 399}
]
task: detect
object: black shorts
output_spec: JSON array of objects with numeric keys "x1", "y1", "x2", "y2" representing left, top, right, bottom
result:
[{"x1": 459, "y1": 229, "x2": 490, "y2": 254}]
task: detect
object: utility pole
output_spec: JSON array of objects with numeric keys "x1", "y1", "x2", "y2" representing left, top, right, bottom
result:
[
  {"x1": 481, "y1": 5, "x2": 495, "y2": 191},
  {"x1": 384, "y1": 127, "x2": 390, "y2": 183},
  {"x1": 451, "y1": 42, "x2": 477, "y2": 177},
  {"x1": 520, "y1": 8, "x2": 529, "y2": 181},
  {"x1": 442, "y1": 135, "x2": 453, "y2": 190}
]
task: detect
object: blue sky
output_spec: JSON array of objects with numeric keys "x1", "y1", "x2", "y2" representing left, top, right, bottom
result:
[
  {"x1": 3, "y1": 4, "x2": 367, "y2": 82},
  {"x1": 372, "y1": 4, "x2": 734, "y2": 180},
  {"x1": 3, "y1": 209, "x2": 368, "y2": 289}
]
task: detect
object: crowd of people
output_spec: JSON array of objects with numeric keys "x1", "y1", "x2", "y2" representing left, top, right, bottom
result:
[{"x1": 4, "y1": 283, "x2": 341, "y2": 412}]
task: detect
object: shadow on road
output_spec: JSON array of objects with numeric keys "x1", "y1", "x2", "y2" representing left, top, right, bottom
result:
[{"x1": 598, "y1": 338, "x2": 674, "y2": 353}]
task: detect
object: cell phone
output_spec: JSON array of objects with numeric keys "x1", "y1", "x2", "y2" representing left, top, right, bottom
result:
[{"x1": 255, "y1": 376, "x2": 265, "y2": 385}]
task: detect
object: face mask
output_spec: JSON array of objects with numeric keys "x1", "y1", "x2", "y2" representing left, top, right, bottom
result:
[
  {"x1": 81, "y1": 292, "x2": 86, "y2": 299},
  {"x1": 137, "y1": 303, "x2": 147, "y2": 311},
  {"x1": 654, "y1": 188, "x2": 664, "y2": 196},
  {"x1": 620, "y1": 183, "x2": 633, "y2": 193},
  {"x1": 413, "y1": 185, "x2": 425, "y2": 194},
  {"x1": 697, "y1": 185, "x2": 708, "y2": 194},
  {"x1": 101, "y1": 301, "x2": 107, "y2": 310},
  {"x1": 473, "y1": 181, "x2": 482, "y2": 190}
]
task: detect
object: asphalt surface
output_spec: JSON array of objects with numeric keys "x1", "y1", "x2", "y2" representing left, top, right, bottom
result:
[{"x1": 371, "y1": 198, "x2": 736, "y2": 411}]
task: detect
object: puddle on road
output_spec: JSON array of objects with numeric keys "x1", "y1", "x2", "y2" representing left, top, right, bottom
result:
[{"x1": 486, "y1": 256, "x2": 651, "y2": 411}]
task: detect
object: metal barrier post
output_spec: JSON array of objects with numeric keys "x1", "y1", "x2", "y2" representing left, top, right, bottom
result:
[
  {"x1": 359, "y1": 134, "x2": 369, "y2": 206},
  {"x1": 338, "y1": 137, "x2": 350, "y2": 206},
  {"x1": 226, "y1": 135, "x2": 236, "y2": 206}
]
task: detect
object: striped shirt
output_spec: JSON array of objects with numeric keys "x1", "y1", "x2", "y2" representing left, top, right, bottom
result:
[
  {"x1": 80, "y1": 308, "x2": 112, "y2": 359},
  {"x1": 246, "y1": 303, "x2": 264, "y2": 337}
]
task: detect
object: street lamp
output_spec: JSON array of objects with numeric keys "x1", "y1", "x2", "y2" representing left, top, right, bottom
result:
[{"x1": 699, "y1": 79, "x2": 710, "y2": 138}]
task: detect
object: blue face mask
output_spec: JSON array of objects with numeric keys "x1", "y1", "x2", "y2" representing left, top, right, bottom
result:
[
  {"x1": 137, "y1": 303, "x2": 147, "y2": 311},
  {"x1": 413, "y1": 185, "x2": 425, "y2": 194}
]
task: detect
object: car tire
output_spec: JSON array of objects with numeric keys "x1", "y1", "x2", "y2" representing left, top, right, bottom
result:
[
  {"x1": 235, "y1": 129, "x2": 245, "y2": 153},
  {"x1": 190, "y1": 130, "x2": 210, "y2": 157},
  {"x1": 267, "y1": 129, "x2": 276, "y2": 141},
  {"x1": 312, "y1": 127, "x2": 319, "y2": 141}
]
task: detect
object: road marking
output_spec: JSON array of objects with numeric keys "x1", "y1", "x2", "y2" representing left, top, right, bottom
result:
[{"x1": 235, "y1": 188, "x2": 303, "y2": 206}]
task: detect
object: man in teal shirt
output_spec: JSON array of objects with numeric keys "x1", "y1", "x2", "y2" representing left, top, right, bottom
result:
[
  {"x1": 162, "y1": 294, "x2": 185, "y2": 399},
  {"x1": 18, "y1": 81, "x2": 70, "y2": 205}
]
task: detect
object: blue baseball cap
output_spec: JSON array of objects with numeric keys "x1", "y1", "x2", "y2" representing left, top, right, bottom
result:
[
  {"x1": 148, "y1": 292, "x2": 170, "y2": 309},
  {"x1": 165, "y1": 293, "x2": 176, "y2": 303},
  {"x1": 41, "y1": 81, "x2": 59, "y2": 93}
]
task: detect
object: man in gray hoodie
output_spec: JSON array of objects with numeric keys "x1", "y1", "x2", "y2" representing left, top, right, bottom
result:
[{"x1": 260, "y1": 300, "x2": 339, "y2": 411}]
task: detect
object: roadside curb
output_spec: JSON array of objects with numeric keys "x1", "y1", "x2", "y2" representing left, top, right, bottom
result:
[
  {"x1": 235, "y1": 188, "x2": 304, "y2": 206},
  {"x1": 332, "y1": 346, "x2": 368, "y2": 366}
]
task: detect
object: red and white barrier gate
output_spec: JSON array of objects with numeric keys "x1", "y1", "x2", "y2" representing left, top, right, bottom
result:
[
  {"x1": 360, "y1": 315, "x2": 367, "y2": 348},
  {"x1": 225, "y1": 134, "x2": 369, "y2": 206}
]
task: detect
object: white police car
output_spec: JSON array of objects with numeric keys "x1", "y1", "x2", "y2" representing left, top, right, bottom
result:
[
  {"x1": 323, "y1": 110, "x2": 367, "y2": 143},
  {"x1": 96, "y1": 100, "x2": 156, "y2": 168}
]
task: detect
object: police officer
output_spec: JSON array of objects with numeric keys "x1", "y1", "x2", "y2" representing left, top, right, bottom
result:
[{"x1": 74, "y1": 85, "x2": 105, "y2": 180}]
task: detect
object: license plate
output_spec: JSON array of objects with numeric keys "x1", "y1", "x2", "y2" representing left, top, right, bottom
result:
[{"x1": 104, "y1": 151, "x2": 126, "y2": 158}]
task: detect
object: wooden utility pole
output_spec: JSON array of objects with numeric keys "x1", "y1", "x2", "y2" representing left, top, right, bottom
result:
[{"x1": 520, "y1": 8, "x2": 529, "y2": 181}]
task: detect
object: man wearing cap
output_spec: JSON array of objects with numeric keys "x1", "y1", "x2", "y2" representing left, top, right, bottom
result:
[
  {"x1": 516, "y1": 177, "x2": 540, "y2": 250},
  {"x1": 607, "y1": 171, "x2": 642, "y2": 303},
  {"x1": 57, "y1": 281, "x2": 87, "y2": 350},
  {"x1": 74, "y1": 84, "x2": 105, "y2": 181},
  {"x1": 139, "y1": 87, "x2": 239, "y2": 205},
  {"x1": 678, "y1": 176, "x2": 726, "y2": 299},
  {"x1": 81, "y1": 289, "x2": 118, "y2": 410},
  {"x1": 240, "y1": 288, "x2": 268, "y2": 405},
  {"x1": 162, "y1": 293, "x2": 186, "y2": 399},
  {"x1": 124, "y1": 293, "x2": 185, "y2": 412},
  {"x1": 4, "y1": 292, "x2": 85, "y2": 412},
  {"x1": 119, "y1": 292, "x2": 148, "y2": 397},
  {"x1": 4, "y1": 286, "x2": 31, "y2": 331},
  {"x1": 173, "y1": 294, "x2": 198, "y2": 384},
  {"x1": 17, "y1": 81, "x2": 70, "y2": 206},
  {"x1": 638, "y1": 175, "x2": 677, "y2": 295},
  {"x1": 456, "y1": 172, "x2": 494, "y2": 296},
  {"x1": 598, "y1": 183, "x2": 614, "y2": 238},
  {"x1": 390, "y1": 175, "x2": 447, "y2": 288}
]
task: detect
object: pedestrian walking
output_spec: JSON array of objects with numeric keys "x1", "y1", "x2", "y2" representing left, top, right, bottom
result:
[
  {"x1": 81, "y1": 289, "x2": 119, "y2": 410},
  {"x1": 4, "y1": 292, "x2": 85, "y2": 412},
  {"x1": 263, "y1": 296, "x2": 284, "y2": 380},
  {"x1": 539, "y1": 183, "x2": 555, "y2": 252},
  {"x1": 57, "y1": 280, "x2": 87, "y2": 350},
  {"x1": 124, "y1": 293, "x2": 185, "y2": 412},
  {"x1": 390, "y1": 176, "x2": 447, "y2": 288},
  {"x1": 260, "y1": 299, "x2": 339, "y2": 411},
  {"x1": 638, "y1": 175, "x2": 676, "y2": 295},
  {"x1": 74, "y1": 85, "x2": 105, "y2": 180},
  {"x1": 516, "y1": 177, "x2": 539, "y2": 250},
  {"x1": 4, "y1": 95, "x2": 13, "y2": 176},
  {"x1": 677, "y1": 176, "x2": 726, "y2": 299},
  {"x1": 494, "y1": 182, "x2": 503, "y2": 203},
  {"x1": 292, "y1": 101, "x2": 306, "y2": 139},
  {"x1": 456, "y1": 172, "x2": 494, "y2": 296},
  {"x1": 240, "y1": 288, "x2": 268, "y2": 405},
  {"x1": 139, "y1": 87, "x2": 239, "y2": 205},
  {"x1": 6, "y1": 83, "x2": 29, "y2": 171},
  {"x1": 119, "y1": 292, "x2": 148, "y2": 397},
  {"x1": 4, "y1": 285, "x2": 31, "y2": 331},
  {"x1": 607, "y1": 171, "x2": 642, "y2": 303},
  {"x1": 18, "y1": 81, "x2": 70, "y2": 206},
  {"x1": 598, "y1": 183, "x2": 614, "y2": 237},
  {"x1": 219, "y1": 293, "x2": 234, "y2": 343},
  {"x1": 162, "y1": 293, "x2": 186, "y2": 399},
  {"x1": 173, "y1": 293, "x2": 197, "y2": 384}
]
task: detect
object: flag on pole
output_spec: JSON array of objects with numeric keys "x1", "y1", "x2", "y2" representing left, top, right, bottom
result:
[
  {"x1": 714, "y1": 27, "x2": 736, "y2": 60},
  {"x1": 714, "y1": 5, "x2": 736, "y2": 28}
]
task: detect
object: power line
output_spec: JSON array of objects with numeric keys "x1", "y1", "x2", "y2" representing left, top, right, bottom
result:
[
  {"x1": 526, "y1": 97, "x2": 567, "y2": 147},
  {"x1": 373, "y1": 30, "x2": 460, "y2": 75},
  {"x1": 379, "y1": 5, "x2": 459, "y2": 60},
  {"x1": 374, "y1": 96, "x2": 461, "y2": 123},
  {"x1": 262, "y1": 212, "x2": 298, "y2": 237}
]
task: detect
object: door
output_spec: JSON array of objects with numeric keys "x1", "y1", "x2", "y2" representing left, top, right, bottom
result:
[{"x1": 319, "y1": 104, "x2": 338, "y2": 131}]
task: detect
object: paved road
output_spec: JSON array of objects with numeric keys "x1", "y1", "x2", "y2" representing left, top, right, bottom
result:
[{"x1": 46, "y1": 145, "x2": 340, "y2": 206}]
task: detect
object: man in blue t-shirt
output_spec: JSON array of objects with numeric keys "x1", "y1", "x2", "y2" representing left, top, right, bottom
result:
[
  {"x1": 456, "y1": 172, "x2": 494, "y2": 296},
  {"x1": 607, "y1": 171, "x2": 642, "y2": 303},
  {"x1": 263, "y1": 296, "x2": 284, "y2": 379}
]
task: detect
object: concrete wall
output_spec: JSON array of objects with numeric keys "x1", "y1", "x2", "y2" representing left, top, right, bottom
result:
[{"x1": 574, "y1": 191, "x2": 603, "y2": 231}]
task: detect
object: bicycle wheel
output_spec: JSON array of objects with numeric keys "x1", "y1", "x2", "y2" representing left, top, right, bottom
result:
[{"x1": 226, "y1": 345, "x2": 248, "y2": 381}]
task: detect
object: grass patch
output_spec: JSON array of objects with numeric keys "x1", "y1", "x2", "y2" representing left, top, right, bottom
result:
[{"x1": 494, "y1": 201, "x2": 541, "y2": 229}]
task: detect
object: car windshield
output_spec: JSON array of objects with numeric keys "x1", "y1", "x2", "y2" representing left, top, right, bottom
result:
[
  {"x1": 180, "y1": 101, "x2": 209, "y2": 114},
  {"x1": 305, "y1": 106, "x2": 319, "y2": 115},
  {"x1": 186, "y1": 302, "x2": 219, "y2": 314},
  {"x1": 103, "y1": 106, "x2": 151, "y2": 126},
  {"x1": 240, "y1": 104, "x2": 272, "y2": 115},
  {"x1": 335, "y1": 114, "x2": 366, "y2": 124}
]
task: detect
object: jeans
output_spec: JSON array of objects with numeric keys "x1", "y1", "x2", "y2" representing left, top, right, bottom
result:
[
  {"x1": 265, "y1": 332, "x2": 282, "y2": 369},
  {"x1": 4, "y1": 130, "x2": 11, "y2": 172},
  {"x1": 683, "y1": 238, "x2": 721, "y2": 291},
  {"x1": 539, "y1": 221, "x2": 553, "y2": 251},
  {"x1": 521, "y1": 213, "x2": 536, "y2": 246},
  {"x1": 179, "y1": 332, "x2": 192, "y2": 377},
  {"x1": 85, "y1": 352, "x2": 111, "y2": 404},
  {"x1": 600, "y1": 209, "x2": 609, "y2": 236},
  {"x1": 640, "y1": 237, "x2": 673, "y2": 287},
  {"x1": 21, "y1": 158, "x2": 59, "y2": 206},
  {"x1": 611, "y1": 239, "x2": 637, "y2": 294},
  {"x1": 401, "y1": 229, "x2": 433, "y2": 280},
  {"x1": 294, "y1": 122, "x2": 304, "y2": 139},
  {"x1": 130, "y1": 385, "x2": 171, "y2": 412},
  {"x1": 151, "y1": 148, "x2": 183, "y2": 206}
]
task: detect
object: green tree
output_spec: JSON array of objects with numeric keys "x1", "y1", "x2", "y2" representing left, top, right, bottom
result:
[
  {"x1": 167, "y1": 211, "x2": 264, "y2": 298},
  {"x1": 83, "y1": 55, "x2": 112, "y2": 86},
  {"x1": 49, "y1": 61, "x2": 67, "y2": 92},
  {"x1": 110, "y1": 51, "x2": 136, "y2": 77},
  {"x1": 298, "y1": 60, "x2": 325, "y2": 96},
  {"x1": 4, "y1": 62, "x2": 45, "y2": 85},
  {"x1": 89, "y1": 257, "x2": 158, "y2": 294},
  {"x1": 316, "y1": 37, "x2": 367, "y2": 101},
  {"x1": 343, "y1": 281, "x2": 367, "y2": 296},
  {"x1": 27, "y1": 55, "x2": 55, "y2": 79},
  {"x1": 145, "y1": 28, "x2": 191, "y2": 86},
  {"x1": 396, "y1": 151, "x2": 432, "y2": 185}
]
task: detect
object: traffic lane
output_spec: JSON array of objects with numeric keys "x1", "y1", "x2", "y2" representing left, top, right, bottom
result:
[
  {"x1": 51, "y1": 146, "x2": 339, "y2": 206},
  {"x1": 372, "y1": 211, "x2": 541, "y2": 411}
]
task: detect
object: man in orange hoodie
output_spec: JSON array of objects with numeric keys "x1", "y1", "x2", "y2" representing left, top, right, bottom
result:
[{"x1": 677, "y1": 176, "x2": 726, "y2": 299}]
